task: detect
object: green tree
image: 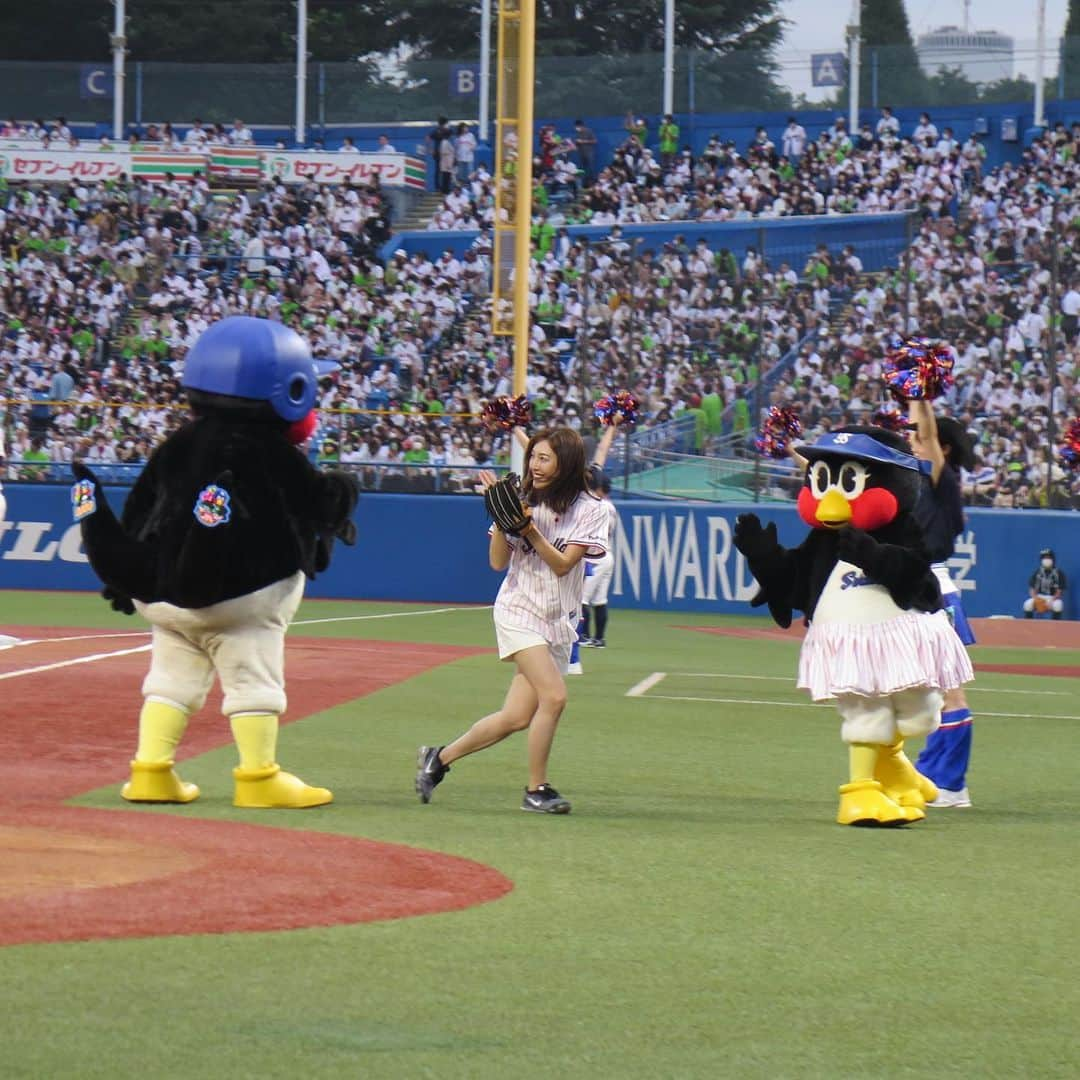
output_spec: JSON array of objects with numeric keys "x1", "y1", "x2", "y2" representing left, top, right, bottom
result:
[
  {"x1": 0, "y1": 1, "x2": 395, "y2": 63},
  {"x1": 386, "y1": 0, "x2": 785, "y2": 60},
  {"x1": 859, "y1": 0, "x2": 929, "y2": 109},
  {"x1": 1063, "y1": 0, "x2": 1080, "y2": 99}
]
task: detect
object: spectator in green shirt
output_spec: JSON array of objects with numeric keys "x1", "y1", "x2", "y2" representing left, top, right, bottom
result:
[
  {"x1": 700, "y1": 381, "x2": 723, "y2": 440},
  {"x1": 659, "y1": 114, "x2": 680, "y2": 168}
]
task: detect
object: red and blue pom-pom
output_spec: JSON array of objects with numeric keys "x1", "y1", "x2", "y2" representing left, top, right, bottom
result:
[
  {"x1": 594, "y1": 390, "x2": 640, "y2": 427},
  {"x1": 1059, "y1": 418, "x2": 1080, "y2": 471},
  {"x1": 870, "y1": 406, "x2": 911, "y2": 436},
  {"x1": 754, "y1": 405, "x2": 803, "y2": 459},
  {"x1": 481, "y1": 394, "x2": 532, "y2": 432},
  {"x1": 883, "y1": 337, "x2": 955, "y2": 401}
]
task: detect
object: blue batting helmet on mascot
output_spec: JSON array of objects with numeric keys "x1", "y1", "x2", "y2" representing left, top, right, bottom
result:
[{"x1": 71, "y1": 315, "x2": 359, "y2": 809}]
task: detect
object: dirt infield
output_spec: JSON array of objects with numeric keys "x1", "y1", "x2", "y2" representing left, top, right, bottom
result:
[{"x1": 0, "y1": 630, "x2": 512, "y2": 947}]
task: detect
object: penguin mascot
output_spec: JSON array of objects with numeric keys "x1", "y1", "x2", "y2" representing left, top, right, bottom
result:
[
  {"x1": 733, "y1": 426, "x2": 974, "y2": 826},
  {"x1": 70, "y1": 315, "x2": 359, "y2": 809}
]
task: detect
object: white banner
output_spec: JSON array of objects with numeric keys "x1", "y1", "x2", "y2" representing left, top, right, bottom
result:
[{"x1": 261, "y1": 152, "x2": 426, "y2": 190}]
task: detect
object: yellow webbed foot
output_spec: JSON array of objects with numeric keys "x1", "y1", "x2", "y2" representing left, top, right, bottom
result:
[{"x1": 837, "y1": 780, "x2": 909, "y2": 827}]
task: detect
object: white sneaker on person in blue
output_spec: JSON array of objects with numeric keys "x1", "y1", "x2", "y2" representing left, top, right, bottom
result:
[{"x1": 928, "y1": 786, "x2": 972, "y2": 808}]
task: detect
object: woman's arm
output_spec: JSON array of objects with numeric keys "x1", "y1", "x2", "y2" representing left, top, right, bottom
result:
[
  {"x1": 591, "y1": 414, "x2": 622, "y2": 470},
  {"x1": 489, "y1": 527, "x2": 512, "y2": 571},
  {"x1": 479, "y1": 468, "x2": 515, "y2": 570},
  {"x1": 519, "y1": 522, "x2": 589, "y2": 577},
  {"x1": 907, "y1": 399, "x2": 946, "y2": 485}
]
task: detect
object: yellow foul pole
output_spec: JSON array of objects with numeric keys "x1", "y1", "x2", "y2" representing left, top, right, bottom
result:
[{"x1": 491, "y1": 0, "x2": 536, "y2": 401}]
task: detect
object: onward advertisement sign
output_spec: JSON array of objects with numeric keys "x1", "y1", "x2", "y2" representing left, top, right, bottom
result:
[{"x1": 0, "y1": 490, "x2": 1067, "y2": 618}]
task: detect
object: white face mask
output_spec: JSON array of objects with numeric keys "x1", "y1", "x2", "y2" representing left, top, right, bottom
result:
[{"x1": 1042, "y1": 558, "x2": 1054, "y2": 569}]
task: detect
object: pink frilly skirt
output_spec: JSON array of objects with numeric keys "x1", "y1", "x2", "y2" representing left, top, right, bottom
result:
[{"x1": 797, "y1": 609, "x2": 975, "y2": 702}]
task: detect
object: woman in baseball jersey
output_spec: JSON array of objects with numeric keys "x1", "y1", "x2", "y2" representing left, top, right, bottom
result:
[{"x1": 416, "y1": 427, "x2": 608, "y2": 814}]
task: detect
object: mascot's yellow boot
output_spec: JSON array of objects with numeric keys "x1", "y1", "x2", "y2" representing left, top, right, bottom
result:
[
  {"x1": 123, "y1": 760, "x2": 200, "y2": 803},
  {"x1": 837, "y1": 744, "x2": 913, "y2": 826},
  {"x1": 875, "y1": 736, "x2": 938, "y2": 813},
  {"x1": 230, "y1": 713, "x2": 333, "y2": 809},
  {"x1": 122, "y1": 700, "x2": 199, "y2": 803}
]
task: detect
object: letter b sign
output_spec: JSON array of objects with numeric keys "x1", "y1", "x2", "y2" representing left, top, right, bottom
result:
[{"x1": 450, "y1": 64, "x2": 480, "y2": 97}]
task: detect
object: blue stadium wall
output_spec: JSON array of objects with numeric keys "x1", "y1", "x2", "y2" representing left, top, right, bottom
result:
[
  {"x1": 382, "y1": 212, "x2": 912, "y2": 266},
  {"x1": 3, "y1": 487, "x2": 1077, "y2": 620}
]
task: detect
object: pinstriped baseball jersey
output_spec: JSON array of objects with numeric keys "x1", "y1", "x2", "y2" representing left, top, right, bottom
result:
[
  {"x1": 584, "y1": 498, "x2": 619, "y2": 562},
  {"x1": 493, "y1": 491, "x2": 608, "y2": 646}
]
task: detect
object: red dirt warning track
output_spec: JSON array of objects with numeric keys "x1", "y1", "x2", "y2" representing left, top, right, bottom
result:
[{"x1": 0, "y1": 630, "x2": 512, "y2": 947}]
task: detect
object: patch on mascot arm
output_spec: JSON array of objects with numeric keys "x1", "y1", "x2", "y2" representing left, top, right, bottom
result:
[
  {"x1": 71, "y1": 479, "x2": 97, "y2": 520},
  {"x1": 193, "y1": 483, "x2": 233, "y2": 528}
]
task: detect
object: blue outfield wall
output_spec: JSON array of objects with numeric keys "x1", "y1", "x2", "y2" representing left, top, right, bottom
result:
[
  {"x1": 382, "y1": 212, "x2": 912, "y2": 266},
  {"x1": 2, "y1": 487, "x2": 1078, "y2": 621}
]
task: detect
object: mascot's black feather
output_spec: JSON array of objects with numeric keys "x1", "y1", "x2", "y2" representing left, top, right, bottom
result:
[
  {"x1": 736, "y1": 425, "x2": 940, "y2": 628},
  {"x1": 77, "y1": 408, "x2": 358, "y2": 610}
]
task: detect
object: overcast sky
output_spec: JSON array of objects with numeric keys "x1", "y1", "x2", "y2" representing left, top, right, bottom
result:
[{"x1": 775, "y1": 0, "x2": 1070, "y2": 94}]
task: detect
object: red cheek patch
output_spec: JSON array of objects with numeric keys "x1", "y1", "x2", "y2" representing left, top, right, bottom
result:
[
  {"x1": 850, "y1": 488, "x2": 898, "y2": 530},
  {"x1": 797, "y1": 487, "x2": 822, "y2": 528}
]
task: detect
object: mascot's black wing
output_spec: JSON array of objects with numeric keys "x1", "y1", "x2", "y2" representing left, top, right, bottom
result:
[
  {"x1": 72, "y1": 462, "x2": 157, "y2": 606},
  {"x1": 733, "y1": 513, "x2": 813, "y2": 629},
  {"x1": 311, "y1": 469, "x2": 361, "y2": 574},
  {"x1": 836, "y1": 512, "x2": 940, "y2": 612}
]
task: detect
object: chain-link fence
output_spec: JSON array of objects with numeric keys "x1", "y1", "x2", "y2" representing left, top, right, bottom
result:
[{"x1": 4, "y1": 36, "x2": 1078, "y2": 129}]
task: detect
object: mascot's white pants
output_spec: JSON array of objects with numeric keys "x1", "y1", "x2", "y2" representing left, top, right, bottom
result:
[
  {"x1": 135, "y1": 572, "x2": 305, "y2": 717},
  {"x1": 836, "y1": 688, "x2": 944, "y2": 745}
]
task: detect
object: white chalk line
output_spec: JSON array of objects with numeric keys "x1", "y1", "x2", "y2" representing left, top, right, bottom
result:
[
  {"x1": 625, "y1": 672, "x2": 667, "y2": 697},
  {"x1": 628, "y1": 690, "x2": 1080, "y2": 723},
  {"x1": 0, "y1": 644, "x2": 153, "y2": 681},
  {"x1": 0, "y1": 605, "x2": 481, "y2": 679},
  {"x1": 666, "y1": 672, "x2": 1071, "y2": 697}
]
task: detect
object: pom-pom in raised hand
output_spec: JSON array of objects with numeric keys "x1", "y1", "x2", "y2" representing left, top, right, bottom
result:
[
  {"x1": 1059, "y1": 418, "x2": 1080, "y2": 471},
  {"x1": 481, "y1": 394, "x2": 532, "y2": 433},
  {"x1": 870, "y1": 406, "x2": 911, "y2": 436},
  {"x1": 754, "y1": 406, "x2": 803, "y2": 459},
  {"x1": 883, "y1": 337, "x2": 955, "y2": 402},
  {"x1": 594, "y1": 390, "x2": 639, "y2": 428}
]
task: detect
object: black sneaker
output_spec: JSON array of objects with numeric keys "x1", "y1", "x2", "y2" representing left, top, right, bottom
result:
[
  {"x1": 521, "y1": 784, "x2": 572, "y2": 814},
  {"x1": 593, "y1": 638, "x2": 606, "y2": 649},
  {"x1": 579, "y1": 637, "x2": 597, "y2": 647},
  {"x1": 415, "y1": 745, "x2": 448, "y2": 804}
]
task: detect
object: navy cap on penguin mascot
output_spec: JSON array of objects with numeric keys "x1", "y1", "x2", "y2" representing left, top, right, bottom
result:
[
  {"x1": 182, "y1": 315, "x2": 339, "y2": 423},
  {"x1": 796, "y1": 426, "x2": 929, "y2": 533}
]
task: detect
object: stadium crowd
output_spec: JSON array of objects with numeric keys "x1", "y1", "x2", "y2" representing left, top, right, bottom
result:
[{"x1": 2, "y1": 110, "x2": 1080, "y2": 506}]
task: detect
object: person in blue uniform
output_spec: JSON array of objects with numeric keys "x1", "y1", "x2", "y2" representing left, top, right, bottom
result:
[{"x1": 908, "y1": 401, "x2": 978, "y2": 808}]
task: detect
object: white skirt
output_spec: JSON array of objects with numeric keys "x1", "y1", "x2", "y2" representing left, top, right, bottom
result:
[
  {"x1": 797, "y1": 609, "x2": 974, "y2": 702},
  {"x1": 494, "y1": 619, "x2": 572, "y2": 675}
]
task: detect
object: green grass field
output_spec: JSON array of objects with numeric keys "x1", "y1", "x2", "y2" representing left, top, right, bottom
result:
[{"x1": 5, "y1": 591, "x2": 1080, "y2": 1079}]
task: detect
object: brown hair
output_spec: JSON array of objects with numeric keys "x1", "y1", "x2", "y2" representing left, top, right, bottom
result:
[{"x1": 521, "y1": 426, "x2": 588, "y2": 515}]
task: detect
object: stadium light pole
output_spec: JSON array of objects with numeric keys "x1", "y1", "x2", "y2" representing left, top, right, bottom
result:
[
  {"x1": 846, "y1": 0, "x2": 861, "y2": 136},
  {"x1": 663, "y1": 0, "x2": 675, "y2": 116},
  {"x1": 110, "y1": 0, "x2": 126, "y2": 141},
  {"x1": 1035, "y1": 0, "x2": 1048, "y2": 128},
  {"x1": 480, "y1": 0, "x2": 492, "y2": 144},
  {"x1": 296, "y1": 0, "x2": 308, "y2": 146},
  {"x1": 491, "y1": 0, "x2": 537, "y2": 475}
]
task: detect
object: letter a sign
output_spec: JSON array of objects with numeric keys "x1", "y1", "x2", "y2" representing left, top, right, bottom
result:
[{"x1": 811, "y1": 52, "x2": 846, "y2": 88}]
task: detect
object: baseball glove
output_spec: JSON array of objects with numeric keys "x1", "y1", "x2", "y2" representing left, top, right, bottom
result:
[
  {"x1": 1034, "y1": 595, "x2": 1051, "y2": 614},
  {"x1": 484, "y1": 473, "x2": 531, "y2": 535}
]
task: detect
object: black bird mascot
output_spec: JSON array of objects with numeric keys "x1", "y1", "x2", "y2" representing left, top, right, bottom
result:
[
  {"x1": 733, "y1": 426, "x2": 973, "y2": 826},
  {"x1": 70, "y1": 316, "x2": 359, "y2": 809}
]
